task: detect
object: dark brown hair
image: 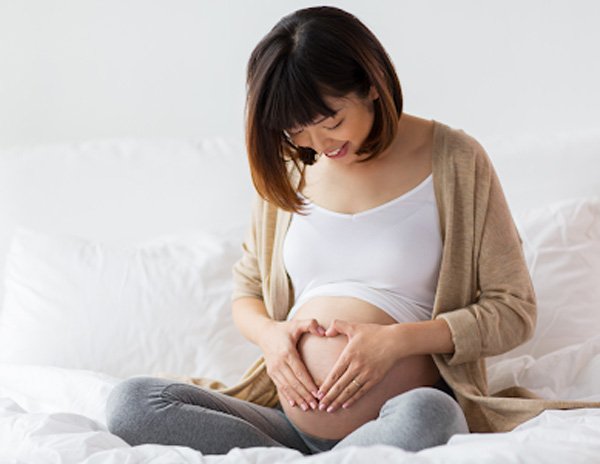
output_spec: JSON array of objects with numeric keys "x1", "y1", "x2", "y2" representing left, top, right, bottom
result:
[{"x1": 246, "y1": 6, "x2": 403, "y2": 212}]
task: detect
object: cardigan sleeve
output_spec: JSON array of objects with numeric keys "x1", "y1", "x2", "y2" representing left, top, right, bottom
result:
[
  {"x1": 232, "y1": 193, "x2": 265, "y2": 301},
  {"x1": 435, "y1": 135, "x2": 537, "y2": 365}
]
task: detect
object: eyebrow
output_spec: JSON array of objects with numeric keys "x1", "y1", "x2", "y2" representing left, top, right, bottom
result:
[
  {"x1": 312, "y1": 115, "x2": 330, "y2": 125},
  {"x1": 286, "y1": 110, "x2": 340, "y2": 135},
  {"x1": 304, "y1": 112, "x2": 339, "y2": 129}
]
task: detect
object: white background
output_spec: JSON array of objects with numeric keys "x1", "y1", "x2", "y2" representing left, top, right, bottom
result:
[{"x1": 1, "y1": 0, "x2": 599, "y2": 146}]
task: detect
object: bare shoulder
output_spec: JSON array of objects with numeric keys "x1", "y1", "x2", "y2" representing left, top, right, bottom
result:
[{"x1": 384, "y1": 114, "x2": 434, "y2": 179}]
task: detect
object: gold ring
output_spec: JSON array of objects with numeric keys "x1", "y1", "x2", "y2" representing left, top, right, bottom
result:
[{"x1": 352, "y1": 379, "x2": 362, "y2": 389}]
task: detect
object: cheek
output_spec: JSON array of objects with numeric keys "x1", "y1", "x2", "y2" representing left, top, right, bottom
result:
[
  {"x1": 291, "y1": 133, "x2": 310, "y2": 149},
  {"x1": 346, "y1": 116, "x2": 374, "y2": 143}
]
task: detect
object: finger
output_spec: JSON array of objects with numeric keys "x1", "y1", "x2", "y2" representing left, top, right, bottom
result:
[
  {"x1": 317, "y1": 356, "x2": 351, "y2": 405},
  {"x1": 319, "y1": 370, "x2": 357, "y2": 412},
  {"x1": 274, "y1": 367, "x2": 308, "y2": 409},
  {"x1": 304, "y1": 318, "x2": 326, "y2": 336},
  {"x1": 269, "y1": 371, "x2": 297, "y2": 407},
  {"x1": 330, "y1": 377, "x2": 372, "y2": 412},
  {"x1": 267, "y1": 350, "x2": 318, "y2": 409},
  {"x1": 321, "y1": 370, "x2": 373, "y2": 412},
  {"x1": 341, "y1": 380, "x2": 371, "y2": 410},
  {"x1": 279, "y1": 363, "x2": 318, "y2": 410},
  {"x1": 290, "y1": 318, "x2": 318, "y2": 337},
  {"x1": 280, "y1": 350, "x2": 320, "y2": 404},
  {"x1": 325, "y1": 319, "x2": 352, "y2": 337},
  {"x1": 288, "y1": 351, "x2": 320, "y2": 398}
]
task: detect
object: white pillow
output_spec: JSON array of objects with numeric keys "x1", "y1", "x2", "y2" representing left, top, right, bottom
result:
[
  {"x1": 0, "y1": 228, "x2": 261, "y2": 384},
  {"x1": 0, "y1": 138, "x2": 254, "y2": 306},
  {"x1": 488, "y1": 197, "x2": 600, "y2": 364},
  {"x1": 481, "y1": 128, "x2": 600, "y2": 215}
]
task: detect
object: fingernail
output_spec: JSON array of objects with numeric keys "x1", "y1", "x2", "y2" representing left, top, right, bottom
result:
[
  {"x1": 311, "y1": 391, "x2": 319, "y2": 398},
  {"x1": 289, "y1": 400, "x2": 295, "y2": 407},
  {"x1": 318, "y1": 392, "x2": 325, "y2": 400},
  {"x1": 318, "y1": 327, "x2": 326, "y2": 335},
  {"x1": 326, "y1": 406, "x2": 334, "y2": 413},
  {"x1": 319, "y1": 404, "x2": 327, "y2": 411},
  {"x1": 301, "y1": 403, "x2": 309, "y2": 412},
  {"x1": 342, "y1": 402, "x2": 349, "y2": 409},
  {"x1": 310, "y1": 401, "x2": 317, "y2": 410}
]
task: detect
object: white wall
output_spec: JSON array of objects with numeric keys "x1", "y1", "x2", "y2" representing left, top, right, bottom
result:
[{"x1": 1, "y1": 0, "x2": 599, "y2": 146}]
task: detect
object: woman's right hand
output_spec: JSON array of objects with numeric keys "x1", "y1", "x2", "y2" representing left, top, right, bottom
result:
[{"x1": 259, "y1": 318, "x2": 326, "y2": 411}]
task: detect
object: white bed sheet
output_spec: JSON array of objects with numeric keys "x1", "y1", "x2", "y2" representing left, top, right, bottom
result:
[{"x1": 1, "y1": 364, "x2": 600, "y2": 464}]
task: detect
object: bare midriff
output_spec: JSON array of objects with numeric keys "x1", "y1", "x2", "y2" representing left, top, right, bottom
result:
[{"x1": 281, "y1": 296, "x2": 440, "y2": 440}]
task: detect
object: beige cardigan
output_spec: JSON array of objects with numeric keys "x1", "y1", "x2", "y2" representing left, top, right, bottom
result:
[{"x1": 186, "y1": 121, "x2": 599, "y2": 433}]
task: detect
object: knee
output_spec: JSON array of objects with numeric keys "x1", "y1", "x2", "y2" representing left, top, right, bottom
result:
[
  {"x1": 382, "y1": 387, "x2": 469, "y2": 445},
  {"x1": 106, "y1": 376, "x2": 162, "y2": 443}
]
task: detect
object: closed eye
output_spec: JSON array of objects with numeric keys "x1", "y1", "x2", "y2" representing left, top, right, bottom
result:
[
  {"x1": 286, "y1": 129, "x2": 303, "y2": 137},
  {"x1": 325, "y1": 119, "x2": 343, "y2": 130}
]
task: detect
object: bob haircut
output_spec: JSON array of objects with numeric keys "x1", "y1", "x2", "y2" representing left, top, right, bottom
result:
[{"x1": 246, "y1": 6, "x2": 403, "y2": 212}]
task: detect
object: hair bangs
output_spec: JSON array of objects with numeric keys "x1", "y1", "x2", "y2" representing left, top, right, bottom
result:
[{"x1": 261, "y1": 58, "x2": 337, "y2": 133}]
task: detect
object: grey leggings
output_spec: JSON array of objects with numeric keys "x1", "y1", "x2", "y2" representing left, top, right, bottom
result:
[{"x1": 106, "y1": 376, "x2": 468, "y2": 455}]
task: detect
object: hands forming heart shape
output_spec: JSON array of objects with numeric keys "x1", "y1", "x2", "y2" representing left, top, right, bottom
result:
[{"x1": 260, "y1": 318, "x2": 399, "y2": 413}]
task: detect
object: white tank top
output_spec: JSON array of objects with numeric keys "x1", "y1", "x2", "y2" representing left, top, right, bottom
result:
[{"x1": 283, "y1": 174, "x2": 442, "y2": 323}]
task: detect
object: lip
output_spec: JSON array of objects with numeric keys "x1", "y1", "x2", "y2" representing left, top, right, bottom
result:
[{"x1": 324, "y1": 142, "x2": 349, "y2": 159}]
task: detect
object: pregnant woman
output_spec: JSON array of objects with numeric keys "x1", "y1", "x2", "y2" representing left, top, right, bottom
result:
[{"x1": 107, "y1": 6, "x2": 537, "y2": 455}]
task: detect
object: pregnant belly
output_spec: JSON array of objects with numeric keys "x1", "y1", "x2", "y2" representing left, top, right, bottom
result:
[{"x1": 280, "y1": 296, "x2": 440, "y2": 440}]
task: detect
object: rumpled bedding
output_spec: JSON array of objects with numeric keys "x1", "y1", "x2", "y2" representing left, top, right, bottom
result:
[{"x1": 1, "y1": 362, "x2": 600, "y2": 463}]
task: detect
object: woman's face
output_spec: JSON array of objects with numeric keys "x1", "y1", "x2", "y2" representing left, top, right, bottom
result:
[{"x1": 285, "y1": 89, "x2": 378, "y2": 164}]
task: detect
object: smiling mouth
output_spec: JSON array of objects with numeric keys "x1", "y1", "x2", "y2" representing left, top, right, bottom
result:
[{"x1": 323, "y1": 142, "x2": 348, "y2": 158}]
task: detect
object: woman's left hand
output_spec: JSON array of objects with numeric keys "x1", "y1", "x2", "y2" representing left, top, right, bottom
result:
[{"x1": 316, "y1": 319, "x2": 402, "y2": 412}]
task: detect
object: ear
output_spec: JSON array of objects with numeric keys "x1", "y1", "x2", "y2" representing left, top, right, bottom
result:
[{"x1": 369, "y1": 85, "x2": 380, "y2": 101}]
